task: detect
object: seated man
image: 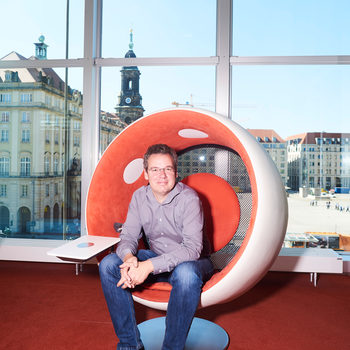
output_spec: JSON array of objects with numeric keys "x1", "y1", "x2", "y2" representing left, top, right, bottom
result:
[{"x1": 99, "y1": 144, "x2": 213, "y2": 350}]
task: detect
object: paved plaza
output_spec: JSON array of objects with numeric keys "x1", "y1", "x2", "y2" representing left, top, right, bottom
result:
[{"x1": 287, "y1": 194, "x2": 350, "y2": 235}]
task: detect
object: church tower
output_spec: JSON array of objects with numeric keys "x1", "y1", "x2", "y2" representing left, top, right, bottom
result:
[
  {"x1": 34, "y1": 35, "x2": 48, "y2": 60},
  {"x1": 115, "y1": 30, "x2": 144, "y2": 124}
]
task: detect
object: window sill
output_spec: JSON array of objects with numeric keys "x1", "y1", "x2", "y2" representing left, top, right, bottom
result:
[{"x1": 0, "y1": 237, "x2": 81, "y2": 263}]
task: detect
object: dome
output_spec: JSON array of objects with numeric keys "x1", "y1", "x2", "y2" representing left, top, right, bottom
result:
[{"x1": 125, "y1": 50, "x2": 136, "y2": 58}]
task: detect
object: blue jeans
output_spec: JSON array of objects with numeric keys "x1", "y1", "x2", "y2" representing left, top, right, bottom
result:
[{"x1": 99, "y1": 250, "x2": 214, "y2": 350}]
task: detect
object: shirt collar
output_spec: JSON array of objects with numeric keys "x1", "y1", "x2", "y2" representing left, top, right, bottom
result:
[{"x1": 146, "y1": 182, "x2": 182, "y2": 205}]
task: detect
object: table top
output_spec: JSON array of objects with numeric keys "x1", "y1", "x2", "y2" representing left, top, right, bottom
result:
[
  {"x1": 279, "y1": 247, "x2": 341, "y2": 258},
  {"x1": 284, "y1": 233, "x2": 318, "y2": 243},
  {"x1": 47, "y1": 235, "x2": 120, "y2": 262}
]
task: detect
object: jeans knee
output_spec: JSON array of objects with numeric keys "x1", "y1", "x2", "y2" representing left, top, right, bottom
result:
[
  {"x1": 99, "y1": 253, "x2": 122, "y2": 278},
  {"x1": 171, "y1": 262, "x2": 202, "y2": 291}
]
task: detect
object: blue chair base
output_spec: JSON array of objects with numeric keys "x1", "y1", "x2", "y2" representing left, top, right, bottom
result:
[{"x1": 138, "y1": 316, "x2": 229, "y2": 350}]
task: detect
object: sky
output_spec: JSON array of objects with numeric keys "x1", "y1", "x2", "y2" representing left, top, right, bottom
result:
[{"x1": 1, "y1": 0, "x2": 350, "y2": 139}]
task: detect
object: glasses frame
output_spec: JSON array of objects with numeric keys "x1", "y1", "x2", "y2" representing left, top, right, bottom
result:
[{"x1": 148, "y1": 166, "x2": 176, "y2": 175}]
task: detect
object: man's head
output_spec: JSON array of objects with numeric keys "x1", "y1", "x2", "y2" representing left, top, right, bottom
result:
[
  {"x1": 143, "y1": 144, "x2": 178, "y2": 172},
  {"x1": 143, "y1": 144, "x2": 178, "y2": 203}
]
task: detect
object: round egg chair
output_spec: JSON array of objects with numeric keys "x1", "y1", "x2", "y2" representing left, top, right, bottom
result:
[{"x1": 86, "y1": 108, "x2": 288, "y2": 349}]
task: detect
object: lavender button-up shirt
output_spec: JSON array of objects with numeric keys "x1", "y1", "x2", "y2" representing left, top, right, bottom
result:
[{"x1": 116, "y1": 182, "x2": 208, "y2": 274}]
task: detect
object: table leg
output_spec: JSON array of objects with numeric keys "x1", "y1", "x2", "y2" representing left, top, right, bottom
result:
[{"x1": 310, "y1": 272, "x2": 318, "y2": 287}]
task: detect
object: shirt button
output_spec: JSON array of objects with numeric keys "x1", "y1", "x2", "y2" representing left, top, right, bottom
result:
[
  {"x1": 159, "y1": 269, "x2": 162, "y2": 273},
  {"x1": 159, "y1": 218, "x2": 162, "y2": 222},
  {"x1": 164, "y1": 244, "x2": 167, "y2": 247},
  {"x1": 161, "y1": 232, "x2": 164, "y2": 235}
]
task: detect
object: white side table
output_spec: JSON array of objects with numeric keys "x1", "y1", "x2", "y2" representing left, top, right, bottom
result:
[
  {"x1": 47, "y1": 235, "x2": 120, "y2": 275},
  {"x1": 270, "y1": 248, "x2": 343, "y2": 286}
]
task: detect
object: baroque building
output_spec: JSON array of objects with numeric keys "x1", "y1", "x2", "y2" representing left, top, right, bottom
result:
[
  {"x1": 115, "y1": 30, "x2": 144, "y2": 124},
  {"x1": 100, "y1": 110, "x2": 127, "y2": 153},
  {"x1": 287, "y1": 132, "x2": 350, "y2": 192},
  {"x1": 0, "y1": 37, "x2": 124, "y2": 238},
  {"x1": 248, "y1": 129, "x2": 288, "y2": 187}
]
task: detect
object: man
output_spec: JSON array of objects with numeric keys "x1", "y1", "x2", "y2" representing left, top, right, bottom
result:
[{"x1": 99, "y1": 144, "x2": 213, "y2": 350}]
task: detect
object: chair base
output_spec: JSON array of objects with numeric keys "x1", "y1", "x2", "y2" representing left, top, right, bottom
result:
[{"x1": 138, "y1": 316, "x2": 229, "y2": 350}]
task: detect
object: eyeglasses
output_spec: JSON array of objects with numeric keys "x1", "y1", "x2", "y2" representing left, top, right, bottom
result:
[{"x1": 148, "y1": 166, "x2": 175, "y2": 175}]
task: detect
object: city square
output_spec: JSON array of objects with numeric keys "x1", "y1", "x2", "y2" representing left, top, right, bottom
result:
[{"x1": 287, "y1": 193, "x2": 350, "y2": 235}]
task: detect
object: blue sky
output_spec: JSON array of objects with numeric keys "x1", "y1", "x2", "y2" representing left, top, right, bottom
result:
[{"x1": 1, "y1": 0, "x2": 350, "y2": 138}]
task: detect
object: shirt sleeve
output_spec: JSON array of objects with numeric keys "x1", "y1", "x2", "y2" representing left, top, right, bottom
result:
[
  {"x1": 149, "y1": 191, "x2": 204, "y2": 274},
  {"x1": 116, "y1": 191, "x2": 143, "y2": 261}
]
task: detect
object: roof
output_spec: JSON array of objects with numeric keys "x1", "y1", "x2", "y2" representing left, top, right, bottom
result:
[
  {"x1": 124, "y1": 49, "x2": 136, "y2": 58},
  {"x1": 0, "y1": 51, "x2": 66, "y2": 92},
  {"x1": 248, "y1": 129, "x2": 285, "y2": 143},
  {"x1": 286, "y1": 132, "x2": 350, "y2": 144},
  {"x1": 100, "y1": 110, "x2": 127, "y2": 127}
]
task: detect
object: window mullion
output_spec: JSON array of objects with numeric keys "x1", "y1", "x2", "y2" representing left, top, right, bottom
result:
[
  {"x1": 81, "y1": 0, "x2": 102, "y2": 235},
  {"x1": 216, "y1": 0, "x2": 232, "y2": 119}
]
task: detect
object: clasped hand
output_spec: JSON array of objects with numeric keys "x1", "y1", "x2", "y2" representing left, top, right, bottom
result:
[{"x1": 117, "y1": 255, "x2": 154, "y2": 289}]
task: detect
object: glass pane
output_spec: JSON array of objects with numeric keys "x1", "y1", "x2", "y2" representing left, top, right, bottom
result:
[
  {"x1": 102, "y1": 0, "x2": 216, "y2": 57},
  {"x1": 0, "y1": 65, "x2": 83, "y2": 239},
  {"x1": 100, "y1": 65, "x2": 215, "y2": 152},
  {"x1": 232, "y1": 65, "x2": 350, "y2": 249},
  {"x1": 233, "y1": 0, "x2": 350, "y2": 56},
  {"x1": 0, "y1": 0, "x2": 84, "y2": 59},
  {"x1": 178, "y1": 145, "x2": 252, "y2": 269}
]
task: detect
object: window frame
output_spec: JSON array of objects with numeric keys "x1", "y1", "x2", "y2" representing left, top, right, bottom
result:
[
  {"x1": 0, "y1": 0, "x2": 349, "y2": 262},
  {"x1": 0, "y1": 157, "x2": 9, "y2": 176},
  {"x1": 21, "y1": 184, "x2": 28, "y2": 198},
  {"x1": 20, "y1": 157, "x2": 31, "y2": 176},
  {"x1": 22, "y1": 111, "x2": 30, "y2": 123},
  {"x1": 0, "y1": 184, "x2": 7, "y2": 197},
  {"x1": 21, "y1": 129, "x2": 30, "y2": 143},
  {"x1": 0, "y1": 129, "x2": 9, "y2": 142},
  {"x1": 20, "y1": 93, "x2": 33, "y2": 104},
  {"x1": 1, "y1": 111, "x2": 9, "y2": 122}
]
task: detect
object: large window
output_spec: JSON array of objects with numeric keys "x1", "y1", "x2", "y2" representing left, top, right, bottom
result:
[
  {"x1": 102, "y1": 0, "x2": 216, "y2": 58},
  {"x1": 100, "y1": 66, "x2": 215, "y2": 153},
  {"x1": 232, "y1": 0, "x2": 350, "y2": 56},
  {"x1": 0, "y1": 0, "x2": 83, "y2": 243},
  {"x1": 0, "y1": 63, "x2": 83, "y2": 242},
  {"x1": 231, "y1": 1, "x2": 350, "y2": 250},
  {"x1": 0, "y1": 0, "x2": 349, "y2": 261},
  {"x1": 1, "y1": 0, "x2": 84, "y2": 59}
]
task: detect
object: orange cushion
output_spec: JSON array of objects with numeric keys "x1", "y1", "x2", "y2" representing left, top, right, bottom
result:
[
  {"x1": 182, "y1": 173, "x2": 240, "y2": 252},
  {"x1": 133, "y1": 283, "x2": 172, "y2": 303}
]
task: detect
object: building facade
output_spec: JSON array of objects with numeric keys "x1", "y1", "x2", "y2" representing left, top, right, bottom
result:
[
  {"x1": 287, "y1": 132, "x2": 350, "y2": 192},
  {"x1": 100, "y1": 111, "x2": 127, "y2": 153},
  {"x1": 248, "y1": 129, "x2": 288, "y2": 187},
  {"x1": 0, "y1": 38, "x2": 124, "y2": 238}
]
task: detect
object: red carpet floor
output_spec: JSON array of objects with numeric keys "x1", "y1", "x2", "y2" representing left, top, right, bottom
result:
[{"x1": 1, "y1": 260, "x2": 349, "y2": 350}]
